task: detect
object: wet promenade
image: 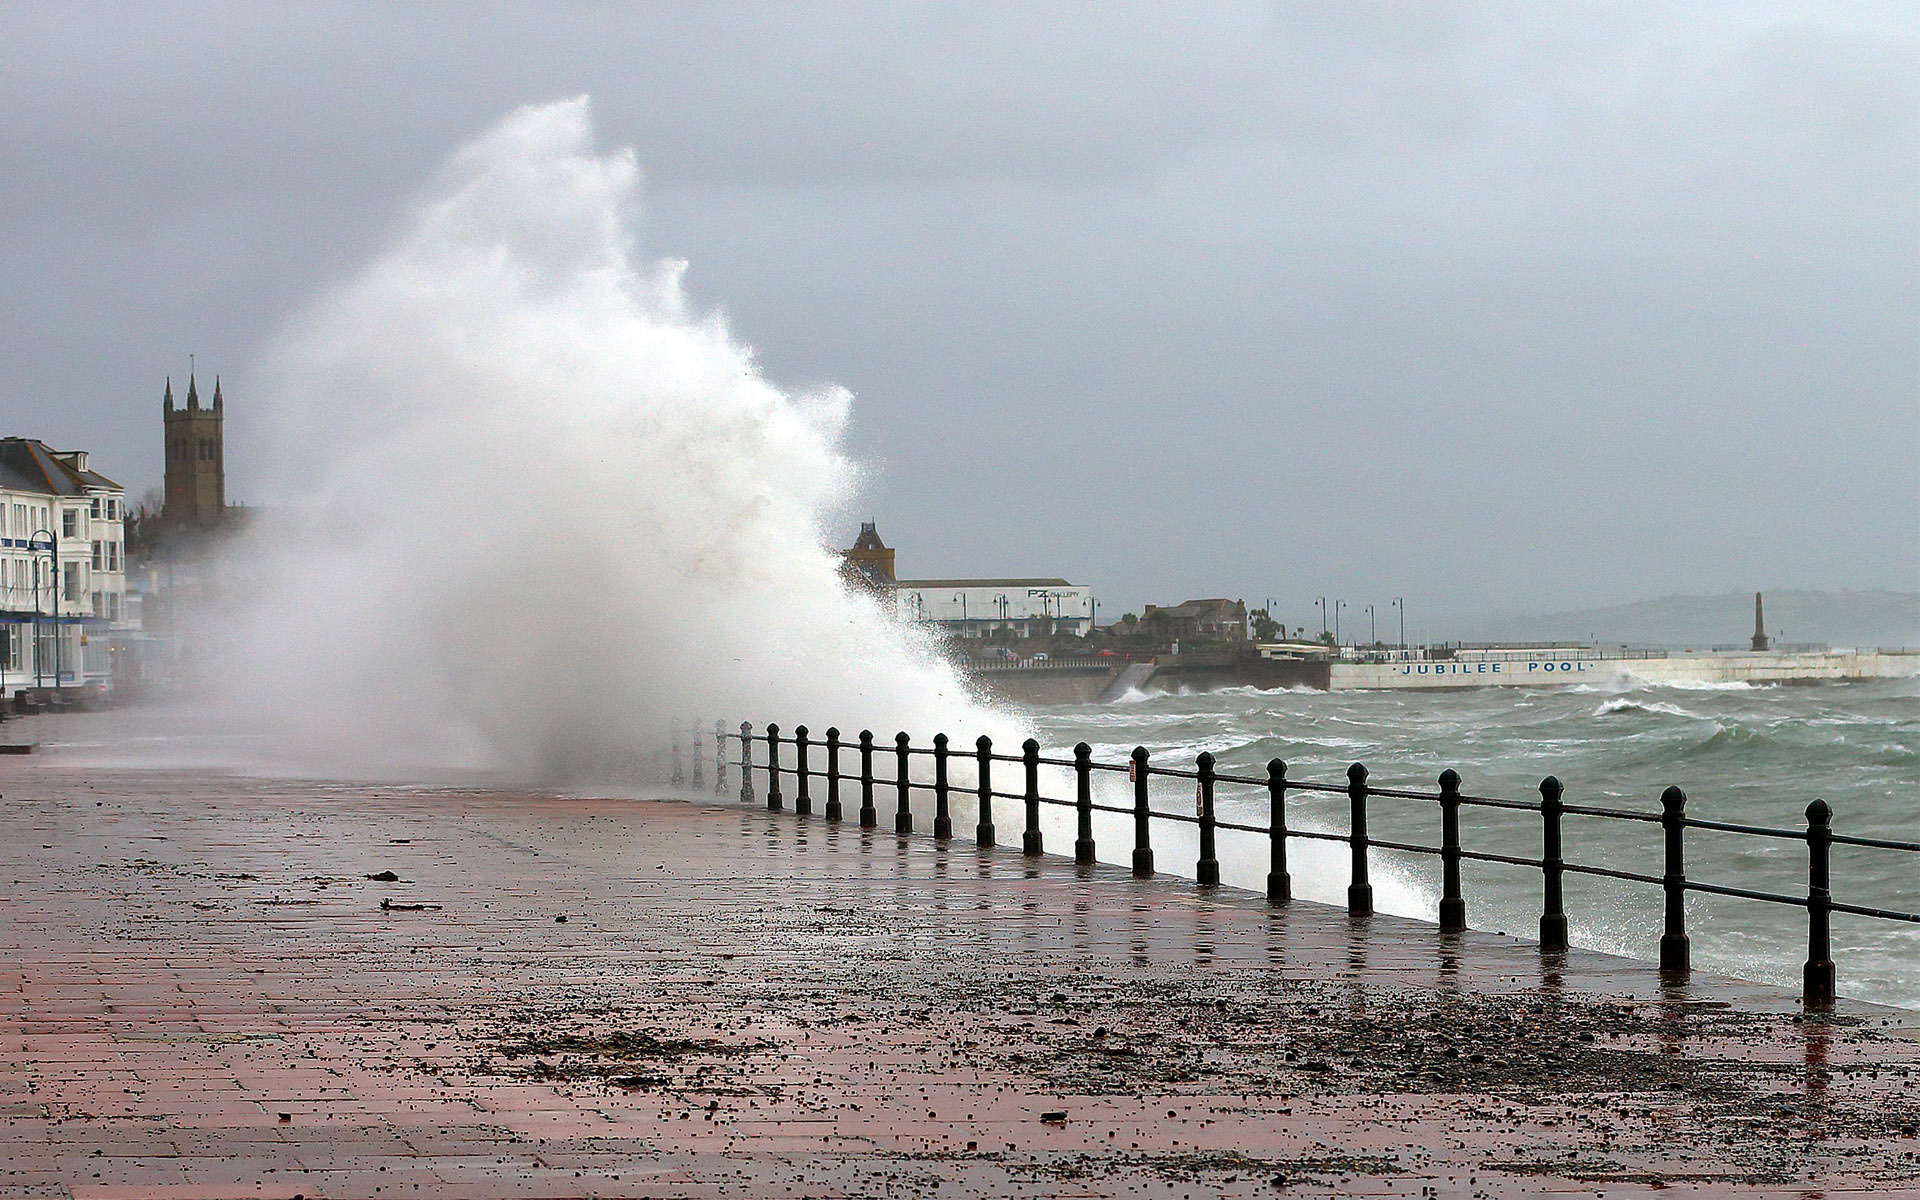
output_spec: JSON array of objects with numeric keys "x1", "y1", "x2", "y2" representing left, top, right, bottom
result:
[{"x1": 3, "y1": 760, "x2": 1918, "y2": 1198}]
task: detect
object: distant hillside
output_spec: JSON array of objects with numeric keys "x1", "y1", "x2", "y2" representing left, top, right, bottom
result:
[{"x1": 1452, "y1": 589, "x2": 1920, "y2": 650}]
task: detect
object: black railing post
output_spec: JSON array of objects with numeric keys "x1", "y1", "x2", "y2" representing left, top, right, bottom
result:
[
  {"x1": 858, "y1": 730, "x2": 878, "y2": 828},
  {"x1": 1131, "y1": 747, "x2": 1153, "y2": 877},
  {"x1": 738, "y1": 722, "x2": 755, "y2": 805},
  {"x1": 765, "y1": 724, "x2": 783, "y2": 811},
  {"x1": 975, "y1": 736, "x2": 995, "y2": 847},
  {"x1": 895, "y1": 732, "x2": 914, "y2": 835},
  {"x1": 1021, "y1": 739, "x2": 1043, "y2": 857},
  {"x1": 933, "y1": 734, "x2": 953, "y2": 840},
  {"x1": 691, "y1": 721, "x2": 704, "y2": 789},
  {"x1": 1538, "y1": 776, "x2": 1568, "y2": 952},
  {"x1": 671, "y1": 725, "x2": 684, "y2": 786},
  {"x1": 1804, "y1": 799, "x2": 1835, "y2": 1005},
  {"x1": 824, "y1": 728, "x2": 844, "y2": 822},
  {"x1": 793, "y1": 726, "x2": 812, "y2": 817},
  {"x1": 714, "y1": 720, "x2": 726, "y2": 796},
  {"x1": 1073, "y1": 743, "x2": 1095, "y2": 865},
  {"x1": 1266, "y1": 758, "x2": 1290, "y2": 904},
  {"x1": 1660, "y1": 786, "x2": 1689, "y2": 975},
  {"x1": 1196, "y1": 752, "x2": 1219, "y2": 887},
  {"x1": 1438, "y1": 768, "x2": 1465, "y2": 933},
  {"x1": 1347, "y1": 763, "x2": 1373, "y2": 917}
]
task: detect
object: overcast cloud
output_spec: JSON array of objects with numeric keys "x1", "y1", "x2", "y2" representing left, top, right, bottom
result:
[{"x1": 2, "y1": 1, "x2": 1914, "y2": 630}]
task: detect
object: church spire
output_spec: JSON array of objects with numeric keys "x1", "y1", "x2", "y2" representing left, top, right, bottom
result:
[
  {"x1": 212, "y1": 375, "x2": 223, "y2": 411},
  {"x1": 163, "y1": 375, "x2": 174, "y2": 414},
  {"x1": 186, "y1": 372, "x2": 200, "y2": 411}
]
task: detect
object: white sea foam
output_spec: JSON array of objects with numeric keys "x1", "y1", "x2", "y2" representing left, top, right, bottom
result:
[
  {"x1": 1594, "y1": 697, "x2": 1699, "y2": 719},
  {"x1": 1620, "y1": 675, "x2": 1763, "y2": 692},
  {"x1": 199, "y1": 98, "x2": 1021, "y2": 781}
]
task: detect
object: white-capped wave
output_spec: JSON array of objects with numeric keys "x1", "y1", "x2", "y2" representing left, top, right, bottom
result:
[
  {"x1": 1594, "y1": 697, "x2": 1699, "y2": 718},
  {"x1": 1618, "y1": 674, "x2": 1764, "y2": 692}
]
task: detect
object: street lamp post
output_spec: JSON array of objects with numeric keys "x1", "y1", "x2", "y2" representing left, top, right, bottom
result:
[
  {"x1": 1314, "y1": 596, "x2": 1328, "y2": 636},
  {"x1": 1334, "y1": 599, "x2": 1346, "y2": 646},
  {"x1": 1393, "y1": 597, "x2": 1406, "y2": 650},
  {"x1": 1366, "y1": 604, "x2": 1376, "y2": 646},
  {"x1": 28, "y1": 529, "x2": 55, "y2": 689}
]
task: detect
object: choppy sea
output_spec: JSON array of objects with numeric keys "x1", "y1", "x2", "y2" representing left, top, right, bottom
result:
[{"x1": 1025, "y1": 677, "x2": 1919, "y2": 1009}]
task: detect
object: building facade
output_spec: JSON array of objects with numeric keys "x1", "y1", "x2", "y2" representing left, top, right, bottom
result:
[
  {"x1": 0, "y1": 438, "x2": 128, "y2": 697},
  {"x1": 1141, "y1": 598, "x2": 1250, "y2": 641},
  {"x1": 895, "y1": 579, "x2": 1095, "y2": 638},
  {"x1": 837, "y1": 522, "x2": 1095, "y2": 638}
]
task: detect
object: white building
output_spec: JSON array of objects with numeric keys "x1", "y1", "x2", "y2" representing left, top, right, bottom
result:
[
  {"x1": 895, "y1": 578, "x2": 1096, "y2": 638},
  {"x1": 0, "y1": 439, "x2": 128, "y2": 698}
]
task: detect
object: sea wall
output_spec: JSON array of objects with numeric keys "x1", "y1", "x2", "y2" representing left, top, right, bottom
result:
[
  {"x1": 966, "y1": 656, "x2": 1329, "y2": 705},
  {"x1": 1144, "y1": 657, "x2": 1326, "y2": 694},
  {"x1": 967, "y1": 665, "x2": 1119, "y2": 706},
  {"x1": 1331, "y1": 649, "x2": 1920, "y2": 690}
]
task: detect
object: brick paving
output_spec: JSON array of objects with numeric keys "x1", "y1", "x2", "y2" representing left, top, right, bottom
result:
[{"x1": 3, "y1": 756, "x2": 1918, "y2": 1198}]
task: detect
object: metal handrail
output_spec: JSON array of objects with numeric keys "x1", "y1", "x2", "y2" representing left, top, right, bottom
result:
[{"x1": 702, "y1": 721, "x2": 1915, "y2": 1004}]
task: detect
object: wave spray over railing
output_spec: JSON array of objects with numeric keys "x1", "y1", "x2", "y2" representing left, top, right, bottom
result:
[
  {"x1": 677, "y1": 720, "x2": 1918, "y2": 1006},
  {"x1": 187, "y1": 97, "x2": 1019, "y2": 779}
]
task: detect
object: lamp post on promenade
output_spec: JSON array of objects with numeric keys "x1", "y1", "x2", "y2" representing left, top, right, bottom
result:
[
  {"x1": 1334, "y1": 599, "x2": 1346, "y2": 646},
  {"x1": 1366, "y1": 604, "x2": 1376, "y2": 646},
  {"x1": 28, "y1": 529, "x2": 55, "y2": 688},
  {"x1": 1315, "y1": 596, "x2": 1327, "y2": 637},
  {"x1": 1394, "y1": 597, "x2": 1406, "y2": 650}
]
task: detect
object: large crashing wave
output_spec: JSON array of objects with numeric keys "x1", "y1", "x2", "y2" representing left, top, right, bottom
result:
[{"x1": 214, "y1": 98, "x2": 1019, "y2": 779}]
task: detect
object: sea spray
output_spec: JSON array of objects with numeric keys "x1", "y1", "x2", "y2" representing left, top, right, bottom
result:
[{"x1": 205, "y1": 98, "x2": 1024, "y2": 779}]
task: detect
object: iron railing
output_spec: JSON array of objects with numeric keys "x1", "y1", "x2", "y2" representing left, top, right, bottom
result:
[{"x1": 664, "y1": 720, "x2": 1918, "y2": 1005}]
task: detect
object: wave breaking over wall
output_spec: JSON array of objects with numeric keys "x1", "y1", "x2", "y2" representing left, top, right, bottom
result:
[{"x1": 209, "y1": 97, "x2": 1017, "y2": 780}]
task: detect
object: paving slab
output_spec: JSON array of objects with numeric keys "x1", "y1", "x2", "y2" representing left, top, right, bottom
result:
[{"x1": 2, "y1": 760, "x2": 1918, "y2": 1198}]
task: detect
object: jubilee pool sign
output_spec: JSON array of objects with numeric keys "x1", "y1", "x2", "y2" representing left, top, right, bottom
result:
[{"x1": 1396, "y1": 659, "x2": 1593, "y2": 678}]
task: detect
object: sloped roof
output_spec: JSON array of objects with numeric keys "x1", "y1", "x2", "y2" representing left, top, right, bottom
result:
[{"x1": 0, "y1": 438, "x2": 120, "y2": 496}]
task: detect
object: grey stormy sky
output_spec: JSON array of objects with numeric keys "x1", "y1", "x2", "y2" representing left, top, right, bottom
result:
[{"x1": 1, "y1": 1, "x2": 1915, "y2": 632}]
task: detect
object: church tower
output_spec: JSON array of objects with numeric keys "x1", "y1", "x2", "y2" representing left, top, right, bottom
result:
[{"x1": 162, "y1": 373, "x2": 225, "y2": 527}]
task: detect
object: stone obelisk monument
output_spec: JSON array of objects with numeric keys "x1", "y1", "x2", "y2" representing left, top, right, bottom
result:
[{"x1": 1751, "y1": 592, "x2": 1771, "y2": 652}]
